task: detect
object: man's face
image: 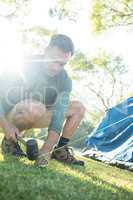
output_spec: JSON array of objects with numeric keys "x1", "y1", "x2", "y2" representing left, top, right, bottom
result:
[{"x1": 44, "y1": 46, "x2": 72, "y2": 77}]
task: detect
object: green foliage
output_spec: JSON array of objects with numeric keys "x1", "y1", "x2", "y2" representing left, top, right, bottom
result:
[
  {"x1": 91, "y1": 0, "x2": 105, "y2": 33},
  {"x1": 70, "y1": 49, "x2": 127, "y2": 74},
  {"x1": 49, "y1": 0, "x2": 79, "y2": 22},
  {"x1": 20, "y1": 25, "x2": 56, "y2": 53},
  {"x1": 91, "y1": 50, "x2": 128, "y2": 74},
  {"x1": 88, "y1": 110, "x2": 104, "y2": 127},
  {"x1": 70, "y1": 50, "x2": 129, "y2": 119},
  {"x1": 70, "y1": 50, "x2": 94, "y2": 71},
  {"x1": 0, "y1": 0, "x2": 31, "y2": 17},
  {"x1": 91, "y1": 0, "x2": 133, "y2": 32},
  {"x1": 0, "y1": 0, "x2": 54, "y2": 51},
  {"x1": 0, "y1": 0, "x2": 17, "y2": 4},
  {"x1": 25, "y1": 26, "x2": 56, "y2": 37}
]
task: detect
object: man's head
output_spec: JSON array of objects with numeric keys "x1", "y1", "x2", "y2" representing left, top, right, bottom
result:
[{"x1": 44, "y1": 34, "x2": 74, "y2": 76}]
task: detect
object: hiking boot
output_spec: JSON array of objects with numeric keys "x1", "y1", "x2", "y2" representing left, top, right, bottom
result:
[
  {"x1": 35, "y1": 153, "x2": 50, "y2": 168},
  {"x1": 1, "y1": 137, "x2": 26, "y2": 157},
  {"x1": 52, "y1": 146, "x2": 85, "y2": 166}
]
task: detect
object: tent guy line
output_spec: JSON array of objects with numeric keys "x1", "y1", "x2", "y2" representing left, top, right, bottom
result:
[{"x1": 35, "y1": 115, "x2": 132, "y2": 159}]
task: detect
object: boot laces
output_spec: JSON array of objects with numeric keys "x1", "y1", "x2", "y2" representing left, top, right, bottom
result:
[{"x1": 64, "y1": 146, "x2": 75, "y2": 161}]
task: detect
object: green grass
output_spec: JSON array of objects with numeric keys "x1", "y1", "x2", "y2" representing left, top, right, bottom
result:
[{"x1": 0, "y1": 137, "x2": 133, "y2": 200}]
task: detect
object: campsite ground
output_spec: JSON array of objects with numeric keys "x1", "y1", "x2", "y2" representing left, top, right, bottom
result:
[{"x1": 0, "y1": 135, "x2": 133, "y2": 200}]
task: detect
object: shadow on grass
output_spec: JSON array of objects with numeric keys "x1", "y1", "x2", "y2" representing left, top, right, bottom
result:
[
  {"x1": 56, "y1": 162, "x2": 133, "y2": 197},
  {"x1": 0, "y1": 156, "x2": 132, "y2": 200}
]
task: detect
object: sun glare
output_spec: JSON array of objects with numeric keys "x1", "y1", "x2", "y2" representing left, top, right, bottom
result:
[{"x1": 0, "y1": 19, "x2": 23, "y2": 75}]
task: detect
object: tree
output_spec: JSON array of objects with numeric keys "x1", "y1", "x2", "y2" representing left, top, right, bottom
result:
[
  {"x1": 0, "y1": 0, "x2": 31, "y2": 19},
  {"x1": 0, "y1": 0, "x2": 55, "y2": 52},
  {"x1": 91, "y1": 0, "x2": 133, "y2": 33},
  {"x1": 49, "y1": 0, "x2": 79, "y2": 22},
  {"x1": 69, "y1": 50, "x2": 93, "y2": 71},
  {"x1": 70, "y1": 50, "x2": 131, "y2": 125}
]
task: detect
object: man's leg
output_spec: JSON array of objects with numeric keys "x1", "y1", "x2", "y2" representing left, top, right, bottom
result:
[
  {"x1": 51, "y1": 101, "x2": 86, "y2": 165},
  {"x1": 55, "y1": 101, "x2": 85, "y2": 148},
  {"x1": 61, "y1": 101, "x2": 86, "y2": 139},
  {"x1": 6, "y1": 100, "x2": 47, "y2": 131}
]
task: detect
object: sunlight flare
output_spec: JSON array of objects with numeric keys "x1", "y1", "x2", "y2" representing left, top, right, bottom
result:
[{"x1": 0, "y1": 19, "x2": 23, "y2": 75}]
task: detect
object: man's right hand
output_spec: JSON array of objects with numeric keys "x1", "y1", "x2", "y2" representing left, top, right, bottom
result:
[
  {"x1": 0, "y1": 117, "x2": 20, "y2": 142},
  {"x1": 3, "y1": 123, "x2": 21, "y2": 142}
]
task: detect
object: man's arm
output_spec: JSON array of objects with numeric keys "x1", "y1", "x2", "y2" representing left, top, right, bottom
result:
[
  {"x1": 48, "y1": 72, "x2": 72, "y2": 136},
  {"x1": 0, "y1": 100, "x2": 20, "y2": 142},
  {"x1": 48, "y1": 90, "x2": 71, "y2": 135},
  {"x1": 0, "y1": 74, "x2": 20, "y2": 141}
]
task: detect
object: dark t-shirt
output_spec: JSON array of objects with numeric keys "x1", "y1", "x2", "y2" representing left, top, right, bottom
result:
[{"x1": 0, "y1": 55, "x2": 72, "y2": 134}]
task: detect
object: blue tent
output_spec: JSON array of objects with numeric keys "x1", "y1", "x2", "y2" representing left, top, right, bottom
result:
[{"x1": 83, "y1": 97, "x2": 133, "y2": 170}]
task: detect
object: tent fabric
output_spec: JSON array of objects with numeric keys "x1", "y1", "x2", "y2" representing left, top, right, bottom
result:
[{"x1": 83, "y1": 97, "x2": 133, "y2": 171}]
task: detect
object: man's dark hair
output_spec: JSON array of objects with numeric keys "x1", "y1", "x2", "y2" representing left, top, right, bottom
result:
[{"x1": 49, "y1": 34, "x2": 74, "y2": 55}]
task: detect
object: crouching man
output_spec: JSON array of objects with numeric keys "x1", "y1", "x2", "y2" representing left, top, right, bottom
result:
[{"x1": 0, "y1": 34, "x2": 86, "y2": 167}]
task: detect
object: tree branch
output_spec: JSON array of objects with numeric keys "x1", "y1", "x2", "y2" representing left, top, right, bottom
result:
[
  {"x1": 87, "y1": 85, "x2": 109, "y2": 110},
  {"x1": 103, "y1": 3, "x2": 133, "y2": 18}
]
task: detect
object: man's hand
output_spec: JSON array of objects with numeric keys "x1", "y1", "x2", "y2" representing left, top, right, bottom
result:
[
  {"x1": 0, "y1": 117, "x2": 20, "y2": 142},
  {"x1": 3, "y1": 123, "x2": 20, "y2": 142}
]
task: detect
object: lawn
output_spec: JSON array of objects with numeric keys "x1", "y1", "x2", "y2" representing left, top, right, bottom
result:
[{"x1": 0, "y1": 136, "x2": 133, "y2": 200}]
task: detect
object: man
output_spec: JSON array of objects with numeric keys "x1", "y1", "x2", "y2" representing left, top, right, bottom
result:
[{"x1": 0, "y1": 34, "x2": 86, "y2": 167}]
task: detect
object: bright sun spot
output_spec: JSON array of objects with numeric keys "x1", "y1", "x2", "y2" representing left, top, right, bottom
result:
[{"x1": 0, "y1": 19, "x2": 23, "y2": 75}]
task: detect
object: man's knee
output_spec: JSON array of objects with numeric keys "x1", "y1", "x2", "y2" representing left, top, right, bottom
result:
[
  {"x1": 75, "y1": 101, "x2": 86, "y2": 117},
  {"x1": 12, "y1": 101, "x2": 46, "y2": 128},
  {"x1": 69, "y1": 101, "x2": 86, "y2": 118}
]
